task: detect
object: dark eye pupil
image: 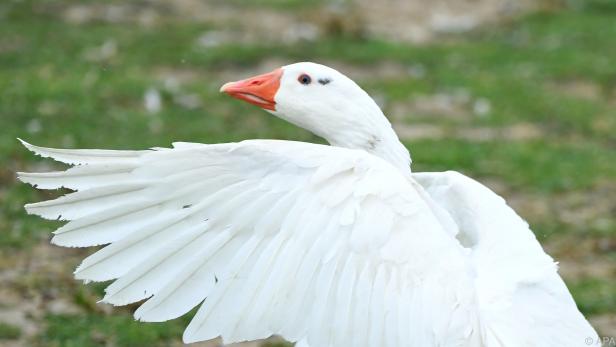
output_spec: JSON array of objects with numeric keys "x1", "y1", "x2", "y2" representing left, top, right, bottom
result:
[{"x1": 298, "y1": 74, "x2": 311, "y2": 85}]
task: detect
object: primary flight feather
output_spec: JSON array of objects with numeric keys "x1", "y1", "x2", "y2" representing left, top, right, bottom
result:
[{"x1": 19, "y1": 62, "x2": 597, "y2": 346}]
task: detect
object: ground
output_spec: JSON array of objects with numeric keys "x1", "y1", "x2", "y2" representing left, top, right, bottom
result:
[{"x1": 0, "y1": 0, "x2": 615, "y2": 346}]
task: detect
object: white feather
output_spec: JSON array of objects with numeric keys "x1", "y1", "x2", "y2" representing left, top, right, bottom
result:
[{"x1": 21, "y1": 140, "x2": 596, "y2": 347}]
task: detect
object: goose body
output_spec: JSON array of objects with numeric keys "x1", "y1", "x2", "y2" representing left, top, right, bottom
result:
[{"x1": 19, "y1": 62, "x2": 597, "y2": 346}]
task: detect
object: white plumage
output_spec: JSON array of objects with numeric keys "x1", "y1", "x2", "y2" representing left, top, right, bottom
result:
[{"x1": 19, "y1": 62, "x2": 597, "y2": 346}]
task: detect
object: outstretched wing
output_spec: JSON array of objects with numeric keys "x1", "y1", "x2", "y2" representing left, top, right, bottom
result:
[
  {"x1": 413, "y1": 171, "x2": 598, "y2": 347},
  {"x1": 20, "y1": 140, "x2": 479, "y2": 347}
]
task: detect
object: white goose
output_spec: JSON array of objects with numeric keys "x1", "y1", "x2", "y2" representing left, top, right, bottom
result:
[{"x1": 20, "y1": 62, "x2": 597, "y2": 347}]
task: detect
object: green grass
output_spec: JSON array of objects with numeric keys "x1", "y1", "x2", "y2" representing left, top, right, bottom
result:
[
  {"x1": 0, "y1": 322, "x2": 21, "y2": 340},
  {"x1": 410, "y1": 139, "x2": 616, "y2": 192},
  {"x1": 569, "y1": 278, "x2": 616, "y2": 316},
  {"x1": 40, "y1": 313, "x2": 187, "y2": 347},
  {"x1": 1, "y1": 0, "x2": 615, "y2": 344}
]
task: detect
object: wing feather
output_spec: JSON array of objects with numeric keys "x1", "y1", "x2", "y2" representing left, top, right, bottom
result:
[
  {"x1": 22, "y1": 140, "x2": 479, "y2": 346},
  {"x1": 18, "y1": 138, "x2": 145, "y2": 164},
  {"x1": 332, "y1": 254, "x2": 357, "y2": 346},
  {"x1": 414, "y1": 171, "x2": 599, "y2": 346},
  {"x1": 25, "y1": 183, "x2": 149, "y2": 220},
  {"x1": 75, "y1": 215, "x2": 209, "y2": 281},
  {"x1": 52, "y1": 200, "x2": 169, "y2": 247},
  {"x1": 17, "y1": 163, "x2": 137, "y2": 190}
]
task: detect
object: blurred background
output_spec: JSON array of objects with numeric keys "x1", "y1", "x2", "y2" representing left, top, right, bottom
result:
[{"x1": 1, "y1": 0, "x2": 615, "y2": 346}]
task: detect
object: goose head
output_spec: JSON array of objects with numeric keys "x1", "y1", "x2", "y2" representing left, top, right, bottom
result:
[{"x1": 221, "y1": 62, "x2": 411, "y2": 172}]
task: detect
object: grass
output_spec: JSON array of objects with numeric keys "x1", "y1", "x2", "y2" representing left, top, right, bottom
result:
[
  {"x1": 569, "y1": 278, "x2": 616, "y2": 316},
  {"x1": 0, "y1": 322, "x2": 21, "y2": 340},
  {"x1": 1, "y1": 0, "x2": 614, "y2": 344},
  {"x1": 410, "y1": 139, "x2": 616, "y2": 192},
  {"x1": 40, "y1": 313, "x2": 187, "y2": 347}
]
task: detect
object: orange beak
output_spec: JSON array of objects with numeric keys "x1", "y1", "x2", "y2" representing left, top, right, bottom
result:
[{"x1": 220, "y1": 68, "x2": 282, "y2": 111}]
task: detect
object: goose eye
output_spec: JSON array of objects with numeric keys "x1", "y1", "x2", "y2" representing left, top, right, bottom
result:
[{"x1": 298, "y1": 74, "x2": 311, "y2": 85}]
